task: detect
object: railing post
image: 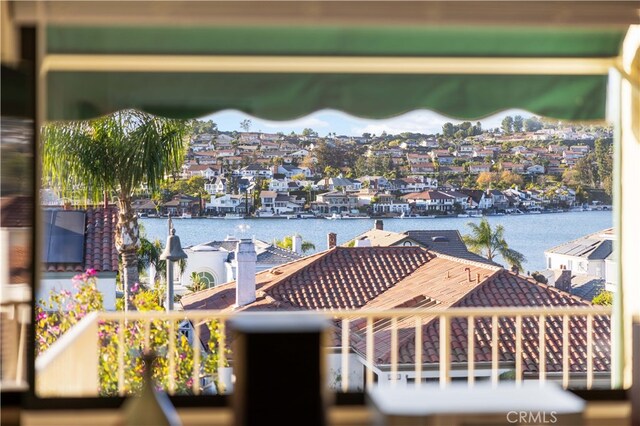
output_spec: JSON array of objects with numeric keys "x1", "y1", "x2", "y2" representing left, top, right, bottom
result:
[{"x1": 439, "y1": 315, "x2": 450, "y2": 388}]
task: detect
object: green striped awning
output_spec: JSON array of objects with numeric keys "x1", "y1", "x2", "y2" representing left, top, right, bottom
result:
[{"x1": 44, "y1": 25, "x2": 625, "y2": 121}]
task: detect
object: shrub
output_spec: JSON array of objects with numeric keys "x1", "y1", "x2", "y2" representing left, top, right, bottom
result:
[
  {"x1": 592, "y1": 290, "x2": 613, "y2": 306},
  {"x1": 36, "y1": 271, "x2": 228, "y2": 395}
]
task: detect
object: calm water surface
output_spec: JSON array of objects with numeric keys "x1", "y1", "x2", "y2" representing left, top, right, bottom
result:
[{"x1": 140, "y1": 211, "x2": 612, "y2": 274}]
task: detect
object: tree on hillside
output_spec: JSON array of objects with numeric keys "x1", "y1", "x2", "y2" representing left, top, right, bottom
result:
[
  {"x1": 500, "y1": 170, "x2": 524, "y2": 188},
  {"x1": 524, "y1": 117, "x2": 543, "y2": 132},
  {"x1": 594, "y1": 138, "x2": 613, "y2": 196},
  {"x1": 463, "y1": 218, "x2": 526, "y2": 271},
  {"x1": 302, "y1": 128, "x2": 318, "y2": 138},
  {"x1": 442, "y1": 122, "x2": 455, "y2": 138},
  {"x1": 240, "y1": 119, "x2": 252, "y2": 132},
  {"x1": 501, "y1": 116, "x2": 514, "y2": 134},
  {"x1": 42, "y1": 110, "x2": 190, "y2": 310},
  {"x1": 513, "y1": 115, "x2": 524, "y2": 133},
  {"x1": 476, "y1": 171, "x2": 498, "y2": 190}
]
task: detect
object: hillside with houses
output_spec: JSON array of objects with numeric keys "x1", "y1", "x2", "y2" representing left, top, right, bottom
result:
[{"x1": 117, "y1": 116, "x2": 613, "y2": 219}]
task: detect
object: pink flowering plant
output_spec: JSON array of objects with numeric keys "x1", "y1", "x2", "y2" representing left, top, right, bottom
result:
[{"x1": 36, "y1": 270, "x2": 229, "y2": 396}]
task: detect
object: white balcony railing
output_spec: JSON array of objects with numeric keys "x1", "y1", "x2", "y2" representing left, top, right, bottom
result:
[{"x1": 35, "y1": 306, "x2": 612, "y2": 397}]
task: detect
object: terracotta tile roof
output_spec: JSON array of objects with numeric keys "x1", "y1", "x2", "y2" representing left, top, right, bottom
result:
[
  {"x1": 381, "y1": 271, "x2": 610, "y2": 374},
  {"x1": 181, "y1": 247, "x2": 610, "y2": 375},
  {"x1": 44, "y1": 206, "x2": 119, "y2": 273}
]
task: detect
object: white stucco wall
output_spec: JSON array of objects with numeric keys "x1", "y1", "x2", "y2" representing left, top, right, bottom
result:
[
  {"x1": 545, "y1": 253, "x2": 605, "y2": 279},
  {"x1": 179, "y1": 248, "x2": 230, "y2": 288},
  {"x1": 38, "y1": 276, "x2": 117, "y2": 311},
  {"x1": 327, "y1": 353, "x2": 365, "y2": 391}
]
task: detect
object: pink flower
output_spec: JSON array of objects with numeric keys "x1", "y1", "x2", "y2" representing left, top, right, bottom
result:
[
  {"x1": 131, "y1": 283, "x2": 140, "y2": 294},
  {"x1": 36, "y1": 311, "x2": 47, "y2": 321},
  {"x1": 86, "y1": 268, "x2": 97, "y2": 277},
  {"x1": 73, "y1": 274, "x2": 83, "y2": 281}
]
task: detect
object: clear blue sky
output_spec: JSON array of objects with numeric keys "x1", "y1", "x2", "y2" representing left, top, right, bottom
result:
[{"x1": 202, "y1": 108, "x2": 538, "y2": 137}]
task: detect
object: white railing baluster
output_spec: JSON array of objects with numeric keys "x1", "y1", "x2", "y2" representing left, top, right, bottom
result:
[
  {"x1": 539, "y1": 314, "x2": 546, "y2": 386},
  {"x1": 33, "y1": 307, "x2": 611, "y2": 397},
  {"x1": 439, "y1": 315, "x2": 450, "y2": 388},
  {"x1": 515, "y1": 315, "x2": 522, "y2": 386},
  {"x1": 491, "y1": 315, "x2": 499, "y2": 387},
  {"x1": 366, "y1": 317, "x2": 374, "y2": 390},
  {"x1": 16, "y1": 312, "x2": 27, "y2": 383},
  {"x1": 341, "y1": 318, "x2": 350, "y2": 392},
  {"x1": 144, "y1": 320, "x2": 151, "y2": 353},
  {"x1": 587, "y1": 314, "x2": 594, "y2": 390},
  {"x1": 391, "y1": 317, "x2": 399, "y2": 387},
  {"x1": 192, "y1": 320, "x2": 201, "y2": 395},
  {"x1": 218, "y1": 320, "x2": 227, "y2": 393},
  {"x1": 467, "y1": 315, "x2": 475, "y2": 388},
  {"x1": 562, "y1": 314, "x2": 569, "y2": 389},
  {"x1": 414, "y1": 316, "x2": 422, "y2": 388},
  {"x1": 118, "y1": 319, "x2": 125, "y2": 396},
  {"x1": 168, "y1": 320, "x2": 176, "y2": 395}
]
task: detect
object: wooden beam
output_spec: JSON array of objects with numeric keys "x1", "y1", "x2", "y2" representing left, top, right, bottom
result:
[
  {"x1": 42, "y1": 54, "x2": 617, "y2": 75},
  {"x1": 12, "y1": 1, "x2": 640, "y2": 27}
]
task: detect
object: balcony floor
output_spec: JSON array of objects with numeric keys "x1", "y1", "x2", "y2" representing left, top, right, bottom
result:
[{"x1": 17, "y1": 401, "x2": 630, "y2": 426}]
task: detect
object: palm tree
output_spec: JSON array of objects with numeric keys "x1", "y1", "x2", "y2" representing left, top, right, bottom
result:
[
  {"x1": 275, "y1": 235, "x2": 316, "y2": 254},
  {"x1": 42, "y1": 110, "x2": 190, "y2": 310},
  {"x1": 462, "y1": 218, "x2": 526, "y2": 272}
]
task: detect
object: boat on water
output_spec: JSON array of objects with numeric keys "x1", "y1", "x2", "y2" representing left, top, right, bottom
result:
[
  {"x1": 326, "y1": 213, "x2": 342, "y2": 220},
  {"x1": 457, "y1": 213, "x2": 470, "y2": 218},
  {"x1": 180, "y1": 212, "x2": 192, "y2": 219},
  {"x1": 470, "y1": 213, "x2": 483, "y2": 218},
  {"x1": 224, "y1": 213, "x2": 244, "y2": 220}
]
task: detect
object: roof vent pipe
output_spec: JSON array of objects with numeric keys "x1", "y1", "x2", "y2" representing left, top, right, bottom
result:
[{"x1": 465, "y1": 267, "x2": 471, "y2": 282}]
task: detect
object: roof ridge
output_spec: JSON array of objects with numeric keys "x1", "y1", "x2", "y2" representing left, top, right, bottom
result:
[
  {"x1": 430, "y1": 251, "x2": 503, "y2": 271},
  {"x1": 501, "y1": 270, "x2": 593, "y2": 305}
]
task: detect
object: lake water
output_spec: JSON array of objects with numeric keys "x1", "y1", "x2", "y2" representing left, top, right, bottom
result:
[{"x1": 140, "y1": 211, "x2": 612, "y2": 274}]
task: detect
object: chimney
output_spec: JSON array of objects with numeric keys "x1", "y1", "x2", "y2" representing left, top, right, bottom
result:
[
  {"x1": 354, "y1": 238, "x2": 371, "y2": 247},
  {"x1": 554, "y1": 269, "x2": 572, "y2": 293},
  {"x1": 327, "y1": 232, "x2": 337, "y2": 250},
  {"x1": 292, "y1": 234, "x2": 303, "y2": 255},
  {"x1": 236, "y1": 239, "x2": 257, "y2": 307},
  {"x1": 374, "y1": 219, "x2": 383, "y2": 230}
]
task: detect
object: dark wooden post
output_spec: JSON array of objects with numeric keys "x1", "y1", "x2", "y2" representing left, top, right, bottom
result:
[{"x1": 229, "y1": 314, "x2": 329, "y2": 426}]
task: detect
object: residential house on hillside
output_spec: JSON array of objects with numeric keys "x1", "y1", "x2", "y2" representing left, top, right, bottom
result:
[
  {"x1": 162, "y1": 194, "x2": 201, "y2": 217},
  {"x1": 132, "y1": 198, "x2": 158, "y2": 216},
  {"x1": 204, "y1": 176, "x2": 227, "y2": 195},
  {"x1": 183, "y1": 164, "x2": 220, "y2": 179},
  {"x1": 401, "y1": 191, "x2": 455, "y2": 212},
  {"x1": 182, "y1": 245, "x2": 610, "y2": 388},
  {"x1": 312, "y1": 192, "x2": 359, "y2": 214},
  {"x1": 358, "y1": 176, "x2": 391, "y2": 190},
  {"x1": 409, "y1": 162, "x2": 437, "y2": 174},
  {"x1": 240, "y1": 164, "x2": 273, "y2": 178},
  {"x1": 206, "y1": 194, "x2": 250, "y2": 214},
  {"x1": 430, "y1": 150, "x2": 454, "y2": 164},
  {"x1": 468, "y1": 163, "x2": 491, "y2": 174}
]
